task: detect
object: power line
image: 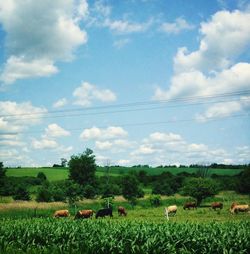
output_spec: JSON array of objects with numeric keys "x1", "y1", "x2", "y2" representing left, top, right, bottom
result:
[
  {"x1": 0, "y1": 113, "x2": 248, "y2": 136},
  {"x1": 2, "y1": 95, "x2": 250, "y2": 122},
  {"x1": 1, "y1": 89, "x2": 250, "y2": 119}
]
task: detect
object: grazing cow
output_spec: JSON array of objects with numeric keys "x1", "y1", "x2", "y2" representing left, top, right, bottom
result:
[
  {"x1": 211, "y1": 202, "x2": 223, "y2": 210},
  {"x1": 53, "y1": 209, "x2": 70, "y2": 218},
  {"x1": 230, "y1": 202, "x2": 249, "y2": 214},
  {"x1": 165, "y1": 205, "x2": 177, "y2": 216},
  {"x1": 96, "y1": 208, "x2": 113, "y2": 218},
  {"x1": 74, "y1": 210, "x2": 94, "y2": 219},
  {"x1": 118, "y1": 206, "x2": 127, "y2": 216},
  {"x1": 183, "y1": 202, "x2": 197, "y2": 210}
]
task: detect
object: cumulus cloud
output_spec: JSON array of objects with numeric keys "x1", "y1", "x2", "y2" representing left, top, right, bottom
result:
[
  {"x1": 129, "y1": 131, "x2": 232, "y2": 165},
  {"x1": 0, "y1": 0, "x2": 88, "y2": 85},
  {"x1": 103, "y1": 18, "x2": 152, "y2": 34},
  {"x1": 44, "y1": 123, "x2": 71, "y2": 138},
  {"x1": 73, "y1": 82, "x2": 116, "y2": 106},
  {"x1": 160, "y1": 17, "x2": 194, "y2": 34},
  {"x1": 174, "y1": 10, "x2": 250, "y2": 73},
  {"x1": 80, "y1": 126, "x2": 127, "y2": 140},
  {"x1": 153, "y1": 9, "x2": 250, "y2": 120},
  {"x1": 0, "y1": 101, "x2": 47, "y2": 132},
  {"x1": 53, "y1": 98, "x2": 68, "y2": 108},
  {"x1": 32, "y1": 138, "x2": 58, "y2": 150}
]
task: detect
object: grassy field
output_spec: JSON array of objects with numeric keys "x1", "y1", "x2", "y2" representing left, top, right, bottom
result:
[
  {"x1": 0, "y1": 192, "x2": 249, "y2": 254},
  {"x1": 6, "y1": 166, "x2": 243, "y2": 182}
]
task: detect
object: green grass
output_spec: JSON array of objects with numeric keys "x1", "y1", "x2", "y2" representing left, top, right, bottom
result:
[
  {"x1": 6, "y1": 167, "x2": 69, "y2": 181},
  {"x1": 6, "y1": 166, "x2": 242, "y2": 182}
]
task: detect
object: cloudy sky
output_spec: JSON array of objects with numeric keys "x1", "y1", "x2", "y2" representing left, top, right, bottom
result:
[{"x1": 0, "y1": 0, "x2": 250, "y2": 167}]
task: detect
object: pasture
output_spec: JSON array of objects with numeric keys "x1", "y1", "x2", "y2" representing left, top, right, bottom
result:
[{"x1": 6, "y1": 166, "x2": 243, "y2": 182}]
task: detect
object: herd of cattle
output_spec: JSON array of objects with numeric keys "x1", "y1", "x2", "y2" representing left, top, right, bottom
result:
[{"x1": 53, "y1": 202, "x2": 249, "y2": 219}]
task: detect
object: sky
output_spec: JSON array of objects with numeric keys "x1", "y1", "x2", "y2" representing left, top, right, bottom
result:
[{"x1": 0, "y1": 0, "x2": 250, "y2": 167}]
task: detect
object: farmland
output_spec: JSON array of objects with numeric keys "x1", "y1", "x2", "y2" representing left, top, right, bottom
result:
[
  {"x1": 6, "y1": 166, "x2": 243, "y2": 182},
  {"x1": 0, "y1": 218, "x2": 249, "y2": 254}
]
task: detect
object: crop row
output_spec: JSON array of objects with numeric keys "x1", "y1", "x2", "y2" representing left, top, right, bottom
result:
[{"x1": 0, "y1": 219, "x2": 249, "y2": 254}]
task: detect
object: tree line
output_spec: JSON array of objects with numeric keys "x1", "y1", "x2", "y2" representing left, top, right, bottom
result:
[{"x1": 0, "y1": 150, "x2": 249, "y2": 207}]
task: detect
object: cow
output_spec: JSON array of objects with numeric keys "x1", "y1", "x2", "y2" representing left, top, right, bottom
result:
[
  {"x1": 211, "y1": 202, "x2": 223, "y2": 210},
  {"x1": 118, "y1": 206, "x2": 127, "y2": 216},
  {"x1": 165, "y1": 205, "x2": 177, "y2": 216},
  {"x1": 53, "y1": 209, "x2": 70, "y2": 218},
  {"x1": 183, "y1": 202, "x2": 197, "y2": 210},
  {"x1": 96, "y1": 208, "x2": 113, "y2": 218},
  {"x1": 74, "y1": 210, "x2": 94, "y2": 219},
  {"x1": 230, "y1": 202, "x2": 249, "y2": 214}
]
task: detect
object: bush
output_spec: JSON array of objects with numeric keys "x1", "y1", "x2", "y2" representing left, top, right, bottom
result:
[
  {"x1": 37, "y1": 172, "x2": 47, "y2": 182},
  {"x1": 83, "y1": 184, "x2": 96, "y2": 199},
  {"x1": 36, "y1": 187, "x2": 52, "y2": 202},
  {"x1": 13, "y1": 185, "x2": 31, "y2": 201},
  {"x1": 148, "y1": 194, "x2": 162, "y2": 207}
]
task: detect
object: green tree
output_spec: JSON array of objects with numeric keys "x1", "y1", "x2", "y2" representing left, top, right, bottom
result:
[
  {"x1": 37, "y1": 172, "x2": 47, "y2": 182},
  {"x1": 68, "y1": 148, "x2": 96, "y2": 185},
  {"x1": 61, "y1": 158, "x2": 67, "y2": 167},
  {"x1": 181, "y1": 178, "x2": 219, "y2": 206},
  {"x1": 0, "y1": 162, "x2": 6, "y2": 187},
  {"x1": 237, "y1": 167, "x2": 250, "y2": 194},
  {"x1": 36, "y1": 187, "x2": 52, "y2": 202},
  {"x1": 64, "y1": 180, "x2": 82, "y2": 205},
  {"x1": 13, "y1": 185, "x2": 31, "y2": 201},
  {"x1": 121, "y1": 174, "x2": 144, "y2": 206}
]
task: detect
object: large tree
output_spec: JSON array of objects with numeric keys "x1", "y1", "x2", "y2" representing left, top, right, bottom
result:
[
  {"x1": 0, "y1": 162, "x2": 6, "y2": 191},
  {"x1": 181, "y1": 177, "x2": 219, "y2": 206},
  {"x1": 121, "y1": 174, "x2": 144, "y2": 206},
  {"x1": 68, "y1": 148, "x2": 96, "y2": 185}
]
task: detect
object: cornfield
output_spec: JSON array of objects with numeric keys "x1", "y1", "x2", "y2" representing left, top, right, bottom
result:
[{"x1": 0, "y1": 218, "x2": 249, "y2": 254}]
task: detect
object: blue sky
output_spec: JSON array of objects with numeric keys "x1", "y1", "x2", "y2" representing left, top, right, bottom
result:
[{"x1": 0, "y1": 0, "x2": 249, "y2": 167}]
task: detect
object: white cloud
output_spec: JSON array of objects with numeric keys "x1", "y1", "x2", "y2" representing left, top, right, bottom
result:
[
  {"x1": 80, "y1": 126, "x2": 128, "y2": 140},
  {"x1": 0, "y1": 101, "x2": 47, "y2": 132},
  {"x1": 53, "y1": 98, "x2": 68, "y2": 108},
  {"x1": 31, "y1": 138, "x2": 58, "y2": 150},
  {"x1": 153, "y1": 10, "x2": 250, "y2": 120},
  {"x1": 73, "y1": 82, "x2": 117, "y2": 106},
  {"x1": 174, "y1": 10, "x2": 250, "y2": 73},
  {"x1": 160, "y1": 17, "x2": 194, "y2": 34},
  {"x1": 104, "y1": 18, "x2": 152, "y2": 34},
  {"x1": 0, "y1": 0, "x2": 88, "y2": 85},
  {"x1": 44, "y1": 123, "x2": 71, "y2": 138},
  {"x1": 95, "y1": 140, "x2": 113, "y2": 150},
  {"x1": 113, "y1": 38, "x2": 131, "y2": 49}
]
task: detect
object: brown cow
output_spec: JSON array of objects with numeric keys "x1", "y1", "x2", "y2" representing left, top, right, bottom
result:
[
  {"x1": 118, "y1": 206, "x2": 127, "y2": 216},
  {"x1": 211, "y1": 202, "x2": 223, "y2": 210},
  {"x1": 53, "y1": 209, "x2": 70, "y2": 218},
  {"x1": 74, "y1": 210, "x2": 94, "y2": 219},
  {"x1": 230, "y1": 202, "x2": 249, "y2": 214},
  {"x1": 183, "y1": 202, "x2": 197, "y2": 210}
]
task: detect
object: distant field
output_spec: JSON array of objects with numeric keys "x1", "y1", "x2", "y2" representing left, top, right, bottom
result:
[{"x1": 6, "y1": 166, "x2": 242, "y2": 182}]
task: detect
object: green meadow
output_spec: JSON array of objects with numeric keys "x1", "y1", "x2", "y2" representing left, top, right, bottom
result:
[{"x1": 6, "y1": 166, "x2": 242, "y2": 182}]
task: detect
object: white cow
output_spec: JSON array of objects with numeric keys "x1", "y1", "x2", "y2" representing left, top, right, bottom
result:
[{"x1": 165, "y1": 205, "x2": 177, "y2": 220}]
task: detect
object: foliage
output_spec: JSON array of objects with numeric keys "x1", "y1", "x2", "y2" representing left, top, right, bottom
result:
[
  {"x1": 181, "y1": 178, "x2": 219, "y2": 206},
  {"x1": 0, "y1": 162, "x2": 6, "y2": 194},
  {"x1": 64, "y1": 180, "x2": 83, "y2": 205},
  {"x1": 37, "y1": 172, "x2": 47, "y2": 182},
  {"x1": 101, "y1": 196, "x2": 114, "y2": 209},
  {"x1": 36, "y1": 186, "x2": 52, "y2": 202},
  {"x1": 121, "y1": 174, "x2": 144, "y2": 205},
  {"x1": 82, "y1": 184, "x2": 96, "y2": 199},
  {"x1": 0, "y1": 219, "x2": 249, "y2": 254},
  {"x1": 237, "y1": 167, "x2": 250, "y2": 194},
  {"x1": 152, "y1": 181, "x2": 174, "y2": 195},
  {"x1": 13, "y1": 185, "x2": 30, "y2": 201},
  {"x1": 148, "y1": 194, "x2": 162, "y2": 207},
  {"x1": 68, "y1": 148, "x2": 96, "y2": 185},
  {"x1": 61, "y1": 158, "x2": 67, "y2": 167}
]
